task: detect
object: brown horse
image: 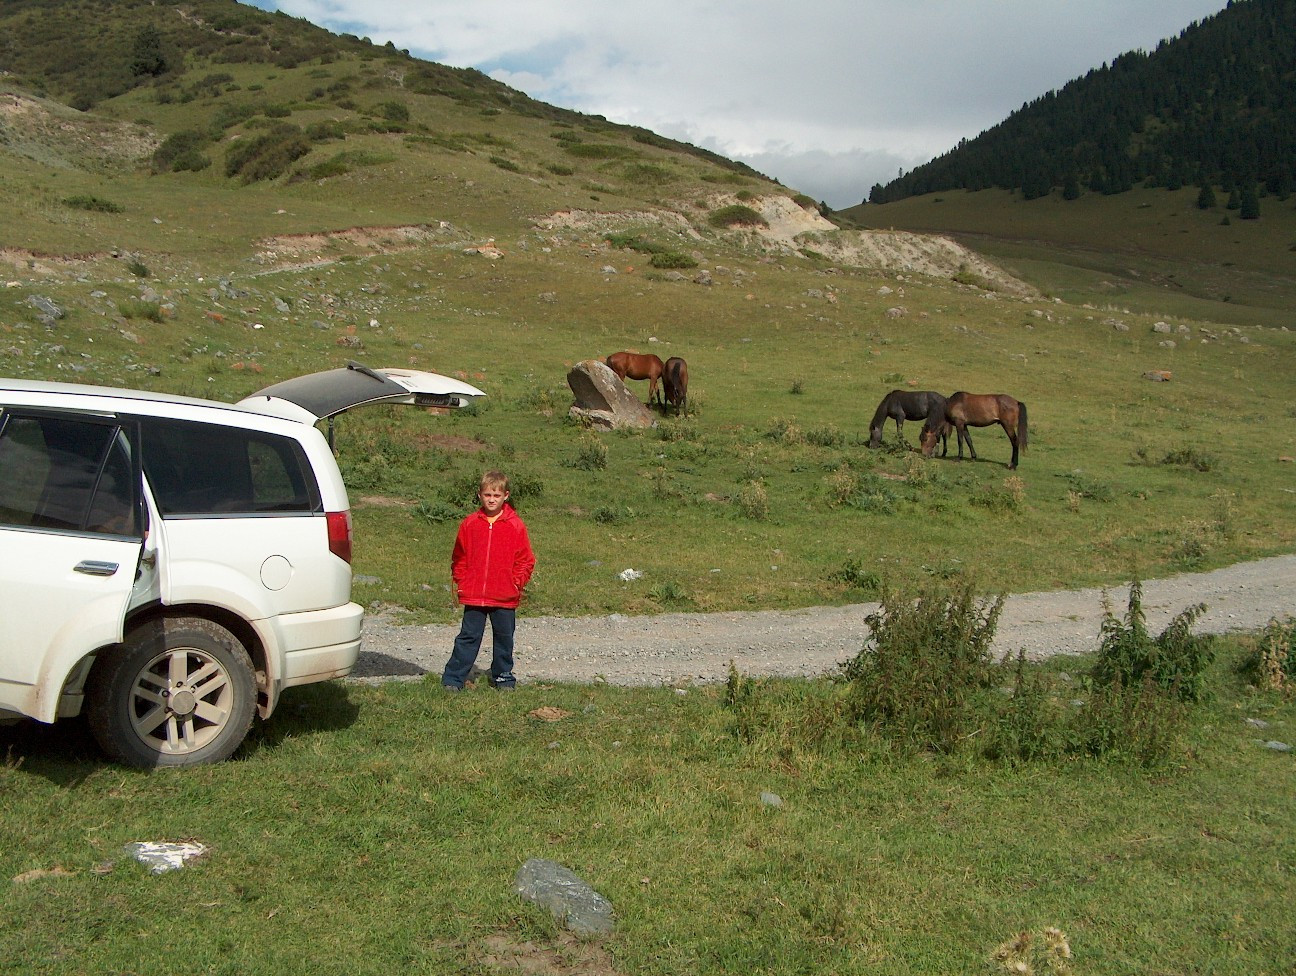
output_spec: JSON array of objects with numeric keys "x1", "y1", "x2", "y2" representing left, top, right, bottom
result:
[
  {"x1": 662, "y1": 356, "x2": 688, "y2": 415},
  {"x1": 605, "y1": 351, "x2": 665, "y2": 406},
  {"x1": 921, "y1": 392, "x2": 1028, "y2": 469}
]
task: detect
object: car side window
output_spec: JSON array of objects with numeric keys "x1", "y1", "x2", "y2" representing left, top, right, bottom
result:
[
  {"x1": 139, "y1": 417, "x2": 318, "y2": 516},
  {"x1": 0, "y1": 413, "x2": 139, "y2": 536}
]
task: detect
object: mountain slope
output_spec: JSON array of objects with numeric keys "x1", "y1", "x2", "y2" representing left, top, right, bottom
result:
[{"x1": 869, "y1": 0, "x2": 1296, "y2": 203}]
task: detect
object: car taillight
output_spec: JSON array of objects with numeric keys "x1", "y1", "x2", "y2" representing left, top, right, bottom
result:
[{"x1": 326, "y1": 510, "x2": 353, "y2": 564}]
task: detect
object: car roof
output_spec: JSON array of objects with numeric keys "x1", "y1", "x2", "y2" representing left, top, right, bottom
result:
[{"x1": 0, "y1": 376, "x2": 273, "y2": 419}]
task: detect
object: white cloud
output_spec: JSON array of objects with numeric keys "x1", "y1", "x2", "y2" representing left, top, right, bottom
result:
[{"x1": 252, "y1": 0, "x2": 1230, "y2": 208}]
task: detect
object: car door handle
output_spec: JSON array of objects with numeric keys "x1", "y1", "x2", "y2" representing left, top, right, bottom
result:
[{"x1": 74, "y1": 560, "x2": 120, "y2": 577}]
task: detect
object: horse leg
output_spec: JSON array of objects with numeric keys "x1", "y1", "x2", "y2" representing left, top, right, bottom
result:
[
  {"x1": 959, "y1": 425, "x2": 976, "y2": 461},
  {"x1": 1002, "y1": 421, "x2": 1018, "y2": 469}
]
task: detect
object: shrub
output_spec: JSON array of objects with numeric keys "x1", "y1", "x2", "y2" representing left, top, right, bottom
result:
[
  {"x1": 62, "y1": 195, "x2": 123, "y2": 213},
  {"x1": 564, "y1": 438, "x2": 607, "y2": 471},
  {"x1": 119, "y1": 299, "x2": 163, "y2": 321},
  {"x1": 306, "y1": 120, "x2": 348, "y2": 141},
  {"x1": 415, "y1": 500, "x2": 464, "y2": 524},
  {"x1": 489, "y1": 155, "x2": 520, "y2": 172},
  {"x1": 224, "y1": 124, "x2": 312, "y2": 183},
  {"x1": 563, "y1": 142, "x2": 636, "y2": 160},
  {"x1": 839, "y1": 581, "x2": 1003, "y2": 752},
  {"x1": 127, "y1": 260, "x2": 151, "y2": 278},
  {"x1": 649, "y1": 580, "x2": 692, "y2": 607},
  {"x1": 805, "y1": 425, "x2": 844, "y2": 448},
  {"x1": 734, "y1": 479, "x2": 769, "y2": 520},
  {"x1": 648, "y1": 251, "x2": 697, "y2": 270},
  {"x1": 1069, "y1": 674, "x2": 1189, "y2": 764},
  {"x1": 374, "y1": 100, "x2": 410, "y2": 123},
  {"x1": 1241, "y1": 617, "x2": 1296, "y2": 693},
  {"x1": 604, "y1": 233, "x2": 665, "y2": 255},
  {"x1": 1157, "y1": 447, "x2": 1217, "y2": 471},
  {"x1": 984, "y1": 652, "x2": 1069, "y2": 762},
  {"x1": 827, "y1": 559, "x2": 881, "y2": 594},
  {"x1": 152, "y1": 130, "x2": 212, "y2": 174},
  {"x1": 1089, "y1": 580, "x2": 1214, "y2": 702},
  {"x1": 622, "y1": 163, "x2": 672, "y2": 186},
  {"x1": 707, "y1": 204, "x2": 768, "y2": 229}
]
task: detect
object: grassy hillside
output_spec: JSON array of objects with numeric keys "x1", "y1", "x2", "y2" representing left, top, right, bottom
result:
[
  {"x1": 842, "y1": 187, "x2": 1296, "y2": 330},
  {"x1": 2, "y1": 4, "x2": 1294, "y2": 623}
]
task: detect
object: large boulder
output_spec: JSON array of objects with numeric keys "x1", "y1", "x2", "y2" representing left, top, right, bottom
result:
[{"x1": 567, "y1": 360, "x2": 654, "y2": 430}]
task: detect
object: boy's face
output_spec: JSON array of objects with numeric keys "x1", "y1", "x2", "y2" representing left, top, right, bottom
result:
[{"x1": 479, "y1": 485, "x2": 509, "y2": 516}]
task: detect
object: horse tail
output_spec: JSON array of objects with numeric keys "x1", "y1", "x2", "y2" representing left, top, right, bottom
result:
[{"x1": 1017, "y1": 399, "x2": 1028, "y2": 452}]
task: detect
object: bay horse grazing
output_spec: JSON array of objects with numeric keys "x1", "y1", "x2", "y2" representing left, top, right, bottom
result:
[
  {"x1": 921, "y1": 392, "x2": 1028, "y2": 469},
  {"x1": 868, "y1": 389, "x2": 947, "y2": 455},
  {"x1": 662, "y1": 356, "x2": 688, "y2": 415},
  {"x1": 605, "y1": 351, "x2": 665, "y2": 406}
]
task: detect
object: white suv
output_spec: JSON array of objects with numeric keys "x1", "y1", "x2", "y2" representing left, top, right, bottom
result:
[{"x1": 0, "y1": 363, "x2": 482, "y2": 767}]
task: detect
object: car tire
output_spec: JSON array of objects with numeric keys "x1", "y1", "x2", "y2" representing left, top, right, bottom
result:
[{"x1": 86, "y1": 617, "x2": 257, "y2": 768}]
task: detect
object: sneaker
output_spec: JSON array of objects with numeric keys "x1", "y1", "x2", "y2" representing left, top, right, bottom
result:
[
  {"x1": 441, "y1": 683, "x2": 463, "y2": 692},
  {"x1": 493, "y1": 674, "x2": 517, "y2": 690}
]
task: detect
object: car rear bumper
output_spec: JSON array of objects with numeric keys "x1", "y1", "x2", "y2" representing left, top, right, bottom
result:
[{"x1": 276, "y1": 601, "x2": 364, "y2": 687}]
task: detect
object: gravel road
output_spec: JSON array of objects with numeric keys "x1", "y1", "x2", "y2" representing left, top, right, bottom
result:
[{"x1": 348, "y1": 555, "x2": 1296, "y2": 687}]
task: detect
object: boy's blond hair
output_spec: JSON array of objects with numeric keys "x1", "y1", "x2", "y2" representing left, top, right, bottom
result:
[{"x1": 480, "y1": 470, "x2": 510, "y2": 493}]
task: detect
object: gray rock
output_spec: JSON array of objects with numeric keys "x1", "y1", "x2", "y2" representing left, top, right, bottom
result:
[
  {"x1": 1263, "y1": 740, "x2": 1292, "y2": 752},
  {"x1": 566, "y1": 360, "x2": 655, "y2": 430},
  {"x1": 760, "y1": 791, "x2": 784, "y2": 808},
  {"x1": 27, "y1": 295, "x2": 63, "y2": 320},
  {"x1": 514, "y1": 858, "x2": 615, "y2": 935}
]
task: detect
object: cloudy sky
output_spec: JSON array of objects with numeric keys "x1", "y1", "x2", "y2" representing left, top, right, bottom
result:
[{"x1": 243, "y1": 0, "x2": 1229, "y2": 209}]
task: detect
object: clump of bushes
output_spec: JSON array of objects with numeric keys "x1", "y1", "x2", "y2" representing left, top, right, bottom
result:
[
  {"x1": 725, "y1": 578, "x2": 1215, "y2": 766},
  {"x1": 649, "y1": 251, "x2": 697, "y2": 269},
  {"x1": 707, "y1": 204, "x2": 768, "y2": 229},
  {"x1": 152, "y1": 130, "x2": 212, "y2": 174},
  {"x1": 62, "y1": 194, "x2": 123, "y2": 213},
  {"x1": 224, "y1": 123, "x2": 312, "y2": 183}
]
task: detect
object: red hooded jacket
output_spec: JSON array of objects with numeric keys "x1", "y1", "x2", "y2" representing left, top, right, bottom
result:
[{"x1": 451, "y1": 503, "x2": 536, "y2": 609}]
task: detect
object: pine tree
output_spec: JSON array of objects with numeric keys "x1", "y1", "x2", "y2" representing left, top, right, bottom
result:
[
  {"x1": 1239, "y1": 183, "x2": 1260, "y2": 219},
  {"x1": 1196, "y1": 184, "x2": 1217, "y2": 209},
  {"x1": 130, "y1": 25, "x2": 168, "y2": 78}
]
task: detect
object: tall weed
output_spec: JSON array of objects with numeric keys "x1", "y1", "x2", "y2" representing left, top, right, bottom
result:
[
  {"x1": 1089, "y1": 580, "x2": 1214, "y2": 701},
  {"x1": 839, "y1": 581, "x2": 1003, "y2": 752}
]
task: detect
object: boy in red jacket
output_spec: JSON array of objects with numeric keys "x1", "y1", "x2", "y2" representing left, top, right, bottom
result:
[{"x1": 442, "y1": 471, "x2": 536, "y2": 690}]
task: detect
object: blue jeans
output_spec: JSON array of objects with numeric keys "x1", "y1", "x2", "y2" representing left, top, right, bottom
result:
[{"x1": 443, "y1": 606, "x2": 516, "y2": 688}]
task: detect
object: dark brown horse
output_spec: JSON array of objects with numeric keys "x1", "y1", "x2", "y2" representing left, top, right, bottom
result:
[
  {"x1": 868, "y1": 389, "x2": 947, "y2": 454},
  {"x1": 921, "y1": 392, "x2": 1028, "y2": 469},
  {"x1": 662, "y1": 356, "x2": 688, "y2": 415},
  {"x1": 605, "y1": 351, "x2": 665, "y2": 406}
]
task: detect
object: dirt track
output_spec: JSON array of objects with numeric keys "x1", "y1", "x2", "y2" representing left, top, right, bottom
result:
[{"x1": 348, "y1": 555, "x2": 1296, "y2": 687}]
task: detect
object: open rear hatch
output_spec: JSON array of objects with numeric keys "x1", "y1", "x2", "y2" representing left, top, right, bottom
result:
[{"x1": 237, "y1": 361, "x2": 485, "y2": 424}]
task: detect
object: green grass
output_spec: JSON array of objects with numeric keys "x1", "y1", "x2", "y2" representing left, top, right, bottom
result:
[
  {"x1": 2, "y1": 638, "x2": 1293, "y2": 974},
  {"x1": 845, "y1": 186, "x2": 1296, "y2": 329},
  {"x1": 4, "y1": 233, "x2": 1294, "y2": 624}
]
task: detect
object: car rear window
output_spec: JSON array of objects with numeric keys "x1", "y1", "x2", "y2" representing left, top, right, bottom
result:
[{"x1": 139, "y1": 417, "x2": 319, "y2": 516}]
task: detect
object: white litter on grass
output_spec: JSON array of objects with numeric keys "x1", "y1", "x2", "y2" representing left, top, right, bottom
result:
[
  {"x1": 125, "y1": 841, "x2": 207, "y2": 874},
  {"x1": 618, "y1": 569, "x2": 642, "y2": 582}
]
